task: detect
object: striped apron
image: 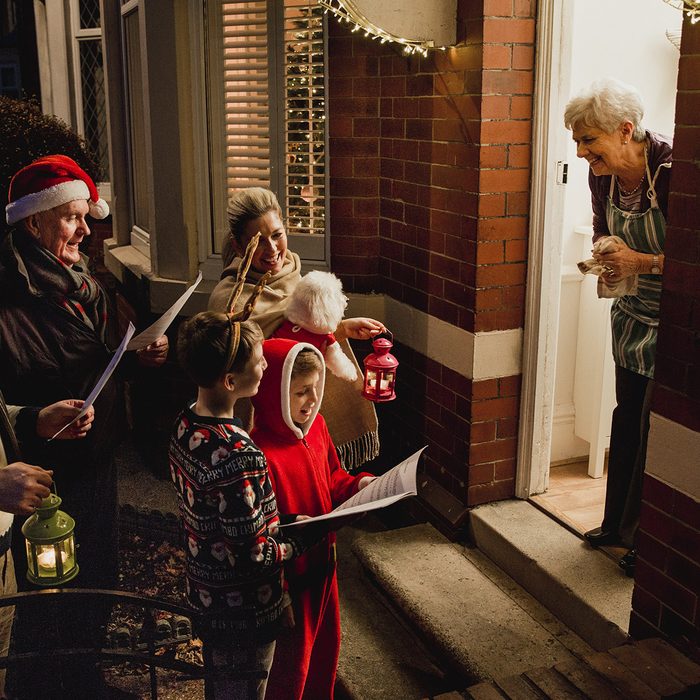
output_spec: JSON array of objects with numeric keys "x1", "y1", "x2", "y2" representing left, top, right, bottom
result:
[{"x1": 606, "y1": 153, "x2": 669, "y2": 378}]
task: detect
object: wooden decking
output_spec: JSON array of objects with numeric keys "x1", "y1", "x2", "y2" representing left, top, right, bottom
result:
[
  {"x1": 530, "y1": 459, "x2": 628, "y2": 562},
  {"x1": 436, "y1": 638, "x2": 700, "y2": 699}
]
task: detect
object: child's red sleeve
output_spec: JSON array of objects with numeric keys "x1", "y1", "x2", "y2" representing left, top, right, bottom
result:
[{"x1": 325, "y1": 421, "x2": 373, "y2": 506}]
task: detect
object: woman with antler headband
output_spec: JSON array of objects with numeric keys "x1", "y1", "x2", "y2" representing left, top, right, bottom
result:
[
  {"x1": 171, "y1": 234, "x2": 321, "y2": 700},
  {"x1": 208, "y1": 187, "x2": 386, "y2": 472}
]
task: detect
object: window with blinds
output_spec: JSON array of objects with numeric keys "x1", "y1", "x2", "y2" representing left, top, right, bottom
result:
[{"x1": 209, "y1": 0, "x2": 327, "y2": 261}]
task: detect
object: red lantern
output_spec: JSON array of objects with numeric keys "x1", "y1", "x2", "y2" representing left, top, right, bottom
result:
[{"x1": 362, "y1": 332, "x2": 399, "y2": 402}]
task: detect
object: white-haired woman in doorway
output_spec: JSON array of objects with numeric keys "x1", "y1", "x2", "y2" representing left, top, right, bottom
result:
[{"x1": 564, "y1": 77, "x2": 672, "y2": 576}]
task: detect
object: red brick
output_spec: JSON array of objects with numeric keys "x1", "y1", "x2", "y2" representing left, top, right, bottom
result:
[
  {"x1": 479, "y1": 145, "x2": 508, "y2": 168},
  {"x1": 510, "y1": 95, "x2": 533, "y2": 120},
  {"x1": 634, "y1": 559, "x2": 696, "y2": 622},
  {"x1": 353, "y1": 158, "x2": 380, "y2": 178},
  {"x1": 508, "y1": 143, "x2": 531, "y2": 168},
  {"x1": 513, "y1": 0, "x2": 536, "y2": 16},
  {"x1": 505, "y1": 238, "x2": 527, "y2": 261},
  {"x1": 332, "y1": 96, "x2": 379, "y2": 117},
  {"x1": 482, "y1": 69, "x2": 534, "y2": 97},
  {"x1": 652, "y1": 385, "x2": 700, "y2": 433},
  {"x1": 499, "y1": 375, "x2": 521, "y2": 396},
  {"x1": 631, "y1": 585, "x2": 662, "y2": 627},
  {"x1": 477, "y1": 241, "x2": 505, "y2": 265},
  {"x1": 470, "y1": 438, "x2": 517, "y2": 465},
  {"x1": 381, "y1": 119, "x2": 405, "y2": 138},
  {"x1": 471, "y1": 396, "x2": 520, "y2": 420},
  {"x1": 477, "y1": 216, "x2": 528, "y2": 240},
  {"x1": 471, "y1": 421, "x2": 497, "y2": 443},
  {"x1": 484, "y1": 0, "x2": 514, "y2": 16},
  {"x1": 329, "y1": 116, "x2": 353, "y2": 138},
  {"x1": 483, "y1": 18, "x2": 536, "y2": 43},
  {"x1": 468, "y1": 478, "x2": 515, "y2": 506},
  {"x1": 481, "y1": 119, "x2": 533, "y2": 145},
  {"x1": 480, "y1": 168, "x2": 530, "y2": 193},
  {"x1": 504, "y1": 192, "x2": 529, "y2": 219},
  {"x1": 677, "y1": 55, "x2": 700, "y2": 91},
  {"x1": 380, "y1": 76, "x2": 406, "y2": 97},
  {"x1": 483, "y1": 44, "x2": 512, "y2": 70},
  {"x1": 476, "y1": 262, "x2": 526, "y2": 287},
  {"x1": 434, "y1": 118, "x2": 480, "y2": 143},
  {"x1": 353, "y1": 118, "x2": 380, "y2": 137},
  {"x1": 496, "y1": 416, "x2": 519, "y2": 439},
  {"x1": 475, "y1": 308, "x2": 524, "y2": 331},
  {"x1": 406, "y1": 119, "x2": 433, "y2": 141},
  {"x1": 468, "y1": 461, "x2": 495, "y2": 486},
  {"x1": 482, "y1": 94, "x2": 512, "y2": 119},
  {"x1": 476, "y1": 287, "x2": 502, "y2": 310},
  {"x1": 392, "y1": 97, "x2": 421, "y2": 118},
  {"x1": 473, "y1": 379, "x2": 499, "y2": 400},
  {"x1": 494, "y1": 458, "x2": 516, "y2": 480},
  {"x1": 512, "y1": 45, "x2": 534, "y2": 70},
  {"x1": 331, "y1": 77, "x2": 353, "y2": 97},
  {"x1": 674, "y1": 490, "x2": 700, "y2": 531},
  {"x1": 476, "y1": 193, "x2": 506, "y2": 217}
]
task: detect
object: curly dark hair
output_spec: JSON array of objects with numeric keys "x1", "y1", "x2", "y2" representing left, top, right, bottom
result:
[{"x1": 0, "y1": 96, "x2": 100, "y2": 238}]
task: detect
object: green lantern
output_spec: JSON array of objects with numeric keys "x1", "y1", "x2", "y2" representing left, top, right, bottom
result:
[{"x1": 22, "y1": 493, "x2": 78, "y2": 586}]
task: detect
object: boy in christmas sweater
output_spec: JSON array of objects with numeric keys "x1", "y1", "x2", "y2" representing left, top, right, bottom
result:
[
  {"x1": 251, "y1": 339, "x2": 375, "y2": 699},
  {"x1": 170, "y1": 313, "x2": 314, "y2": 700}
]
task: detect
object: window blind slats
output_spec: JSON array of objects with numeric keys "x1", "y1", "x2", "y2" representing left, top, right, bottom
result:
[{"x1": 216, "y1": 0, "x2": 326, "y2": 237}]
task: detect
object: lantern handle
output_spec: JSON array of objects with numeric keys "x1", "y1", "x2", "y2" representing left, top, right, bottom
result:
[{"x1": 372, "y1": 329, "x2": 393, "y2": 343}]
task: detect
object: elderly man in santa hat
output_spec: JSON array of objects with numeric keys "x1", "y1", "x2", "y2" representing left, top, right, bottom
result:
[{"x1": 0, "y1": 155, "x2": 167, "y2": 697}]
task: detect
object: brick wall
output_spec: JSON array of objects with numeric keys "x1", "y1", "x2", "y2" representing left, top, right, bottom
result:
[
  {"x1": 328, "y1": 0, "x2": 535, "y2": 507},
  {"x1": 630, "y1": 18, "x2": 700, "y2": 651}
]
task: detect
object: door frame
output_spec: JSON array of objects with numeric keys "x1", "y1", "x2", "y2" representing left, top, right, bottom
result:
[{"x1": 516, "y1": 0, "x2": 574, "y2": 498}]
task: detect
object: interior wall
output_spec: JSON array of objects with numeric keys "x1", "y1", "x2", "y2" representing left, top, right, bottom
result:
[{"x1": 550, "y1": 0, "x2": 682, "y2": 465}]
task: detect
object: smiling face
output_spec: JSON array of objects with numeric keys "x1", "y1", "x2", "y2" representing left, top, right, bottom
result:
[
  {"x1": 239, "y1": 210, "x2": 287, "y2": 276},
  {"x1": 571, "y1": 123, "x2": 629, "y2": 177},
  {"x1": 29, "y1": 199, "x2": 91, "y2": 267},
  {"x1": 290, "y1": 370, "x2": 320, "y2": 426}
]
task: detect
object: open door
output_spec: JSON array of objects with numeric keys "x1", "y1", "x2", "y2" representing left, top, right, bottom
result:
[{"x1": 518, "y1": 0, "x2": 682, "y2": 506}]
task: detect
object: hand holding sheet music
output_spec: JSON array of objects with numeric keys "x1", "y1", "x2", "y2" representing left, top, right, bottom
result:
[{"x1": 280, "y1": 446, "x2": 426, "y2": 528}]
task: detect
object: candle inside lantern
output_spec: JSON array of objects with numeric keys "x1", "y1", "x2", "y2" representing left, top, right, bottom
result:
[{"x1": 36, "y1": 548, "x2": 68, "y2": 571}]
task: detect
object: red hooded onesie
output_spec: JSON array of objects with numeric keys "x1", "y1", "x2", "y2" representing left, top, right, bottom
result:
[{"x1": 251, "y1": 338, "x2": 371, "y2": 700}]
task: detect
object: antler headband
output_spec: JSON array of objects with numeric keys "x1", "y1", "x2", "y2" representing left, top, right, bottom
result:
[{"x1": 223, "y1": 232, "x2": 272, "y2": 372}]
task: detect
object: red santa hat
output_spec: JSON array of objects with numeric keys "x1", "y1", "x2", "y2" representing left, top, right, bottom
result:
[{"x1": 5, "y1": 154, "x2": 109, "y2": 225}]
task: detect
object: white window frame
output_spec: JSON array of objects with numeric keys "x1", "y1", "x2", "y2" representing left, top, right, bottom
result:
[
  {"x1": 67, "y1": 0, "x2": 112, "y2": 204},
  {"x1": 197, "y1": 0, "x2": 330, "y2": 273},
  {"x1": 119, "y1": 0, "x2": 151, "y2": 258}
]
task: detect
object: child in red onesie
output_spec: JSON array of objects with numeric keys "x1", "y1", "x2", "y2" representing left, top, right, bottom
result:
[{"x1": 251, "y1": 339, "x2": 375, "y2": 699}]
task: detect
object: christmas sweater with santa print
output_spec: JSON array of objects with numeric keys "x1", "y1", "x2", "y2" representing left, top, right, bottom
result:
[
  {"x1": 251, "y1": 338, "x2": 372, "y2": 580},
  {"x1": 169, "y1": 409, "x2": 307, "y2": 642}
]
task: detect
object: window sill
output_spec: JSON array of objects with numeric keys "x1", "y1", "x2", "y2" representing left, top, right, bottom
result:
[{"x1": 103, "y1": 239, "x2": 214, "y2": 314}]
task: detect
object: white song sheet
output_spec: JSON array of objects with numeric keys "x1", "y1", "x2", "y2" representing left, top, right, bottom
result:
[
  {"x1": 126, "y1": 271, "x2": 203, "y2": 351},
  {"x1": 279, "y1": 446, "x2": 426, "y2": 527},
  {"x1": 49, "y1": 322, "x2": 136, "y2": 440}
]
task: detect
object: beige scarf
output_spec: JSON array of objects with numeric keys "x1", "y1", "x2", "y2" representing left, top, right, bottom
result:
[{"x1": 209, "y1": 251, "x2": 379, "y2": 472}]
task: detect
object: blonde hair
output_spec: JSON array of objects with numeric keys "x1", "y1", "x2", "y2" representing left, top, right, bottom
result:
[
  {"x1": 564, "y1": 78, "x2": 645, "y2": 141},
  {"x1": 291, "y1": 348, "x2": 323, "y2": 380},
  {"x1": 178, "y1": 313, "x2": 263, "y2": 388},
  {"x1": 227, "y1": 187, "x2": 282, "y2": 247}
]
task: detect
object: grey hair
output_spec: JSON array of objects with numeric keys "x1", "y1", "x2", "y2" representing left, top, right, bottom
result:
[
  {"x1": 564, "y1": 78, "x2": 645, "y2": 141},
  {"x1": 226, "y1": 187, "x2": 282, "y2": 246}
]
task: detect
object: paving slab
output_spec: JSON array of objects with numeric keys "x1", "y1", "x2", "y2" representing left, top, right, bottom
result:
[
  {"x1": 469, "y1": 500, "x2": 633, "y2": 651},
  {"x1": 352, "y1": 523, "x2": 585, "y2": 683}
]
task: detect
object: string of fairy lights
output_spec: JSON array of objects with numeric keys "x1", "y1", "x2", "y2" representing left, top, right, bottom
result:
[
  {"x1": 317, "y1": 0, "x2": 446, "y2": 57},
  {"x1": 664, "y1": 0, "x2": 700, "y2": 24}
]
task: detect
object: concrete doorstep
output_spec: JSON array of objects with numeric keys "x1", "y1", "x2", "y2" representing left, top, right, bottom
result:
[{"x1": 469, "y1": 500, "x2": 634, "y2": 651}]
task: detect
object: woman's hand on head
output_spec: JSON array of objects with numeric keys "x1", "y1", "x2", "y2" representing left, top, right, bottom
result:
[
  {"x1": 36, "y1": 400, "x2": 95, "y2": 440},
  {"x1": 341, "y1": 317, "x2": 387, "y2": 340},
  {"x1": 136, "y1": 335, "x2": 169, "y2": 367},
  {"x1": 594, "y1": 239, "x2": 645, "y2": 284}
]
